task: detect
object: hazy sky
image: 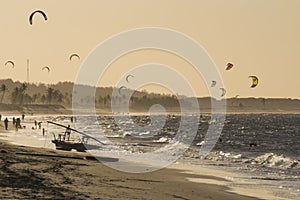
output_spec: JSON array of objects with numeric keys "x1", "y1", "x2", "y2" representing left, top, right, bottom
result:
[{"x1": 0, "y1": 0, "x2": 299, "y2": 98}]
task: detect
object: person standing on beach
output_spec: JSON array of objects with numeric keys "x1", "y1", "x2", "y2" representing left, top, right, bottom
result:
[
  {"x1": 4, "y1": 118, "x2": 8, "y2": 130},
  {"x1": 22, "y1": 114, "x2": 25, "y2": 120},
  {"x1": 38, "y1": 122, "x2": 42, "y2": 129},
  {"x1": 0, "y1": 114, "x2": 2, "y2": 121},
  {"x1": 65, "y1": 125, "x2": 71, "y2": 141},
  {"x1": 12, "y1": 117, "x2": 16, "y2": 126},
  {"x1": 15, "y1": 118, "x2": 21, "y2": 130},
  {"x1": 34, "y1": 120, "x2": 37, "y2": 129}
]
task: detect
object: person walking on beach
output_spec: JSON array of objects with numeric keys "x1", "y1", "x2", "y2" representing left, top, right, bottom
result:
[
  {"x1": 4, "y1": 118, "x2": 8, "y2": 130},
  {"x1": 12, "y1": 117, "x2": 16, "y2": 126},
  {"x1": 34, "y1": 120, "x2": 37, "y2": 129},
  {"x1": 22, "y1": 114, "x2": 25, "y2": 120}
]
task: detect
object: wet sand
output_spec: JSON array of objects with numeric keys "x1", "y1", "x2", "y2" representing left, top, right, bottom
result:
[{"x1": 0, "y1": 139, "x2": 263, "y2": 200}]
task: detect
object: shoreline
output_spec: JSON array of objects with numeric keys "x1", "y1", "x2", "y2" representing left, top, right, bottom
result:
[
  {"x1": 0, "y1": 114, "x2": 298, "y2": 199},
  {"x1": 169, "y1": 162, "x2": 288, "y2": 200},
  {"x1": 0, "y1": 138, "x2": 264, "y2": 200},
  {"x1": 0, "y1": 104, "x2": 300, "y2": 117}
]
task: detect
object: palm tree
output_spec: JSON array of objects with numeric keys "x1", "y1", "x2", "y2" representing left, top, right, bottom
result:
[
  {"x1": 52, "y1": 89, "x2": 60, "y2": 103},
  {"x1": 24, "y1": 94, "x2": 33, "y2": 104},
  {"x1": 41, "y1": 95, "x2": 46, "y2": 104},
  {"x1": 32, "y1": 94, "x2": 38, "y2": 103},
  {"x1": 47, "y1": 87, "x2": 54, "y2": 104},
  {"x1": 0, "y1": 84, "x2": 7, "y2": 103},
  {"x1": 103, "y1": 96, "x2": 107, "y2": 105},
  {"x1": 57, "y1": 93, "x2": 63, "y2": 104},
  {"x1": 20, "y1": 83, "x2": 27, "y2": 93},
  {"x1": 19, "y1": 83, "x2": 28, "y2": 105},
  {"x1": 11, "y1": 87, "x2": 20, "y2": 104}
]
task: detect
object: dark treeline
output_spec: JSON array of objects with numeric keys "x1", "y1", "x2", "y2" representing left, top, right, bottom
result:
[
  {"x1": 0, "y1": 79, "x2": 183, "y2": 110},
  {"x1": 0, "y1": 80, "x2": 66, "y2": 105},
  {"x1": 1, "y1": 79, "x2": 299, "y2": 113}
]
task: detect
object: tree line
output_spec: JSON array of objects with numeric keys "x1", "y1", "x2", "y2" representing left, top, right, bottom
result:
[
  {"x1": 1, "y1": 83, "x2": 65, "y2": 105},
  {"x1": 0, "y1": 80, "x2": 182, "y2": 109}
]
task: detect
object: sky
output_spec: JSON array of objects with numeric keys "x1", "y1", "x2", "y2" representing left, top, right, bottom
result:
[{"x1": 0, "y1": 0, "x2": 299, "y2": 98}]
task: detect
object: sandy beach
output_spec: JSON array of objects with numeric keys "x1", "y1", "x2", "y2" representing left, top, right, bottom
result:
[
  {"x1": 0, "y1": 139, "x2": 265, "y2": 200},
  {"x1": 0, "y1": 114, "x2": 298, "y2": 200},
  {"x1": 0, "y1": 118, "x2": 265, "y2": 200}
]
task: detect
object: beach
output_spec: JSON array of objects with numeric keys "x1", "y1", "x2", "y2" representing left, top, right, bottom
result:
[
  {"x1": 0, "y1": 139, "x2": 263, "y2": 200},
  {"x1": 0, "y1": 113, "x2": 299, "y2": 200},
  {"x1": 0, "y1": 117, "x2": 262, "y2": 200}
]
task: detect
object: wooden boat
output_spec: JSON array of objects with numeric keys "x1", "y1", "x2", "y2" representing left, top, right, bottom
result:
[
  {"x1": 51, "y1": 139, "x2": 88, "y2": 152},
  {"x1": 47, "y1": 121, "x2": 104, "y2": 152}
]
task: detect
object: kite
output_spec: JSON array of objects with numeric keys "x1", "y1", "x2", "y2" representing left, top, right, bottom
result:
[
  {"x1": 29, "y1": 10, "x2": 48, "y2": 25},
  {"x1": 220, "y1": 88, "x2": 226, "y2": 97},
  {"x1": 126, "y1": 74, "x2": 134, "y2": 83},
  {"x1": 249, "y1": 76, "x2": 258, "y2": 88},
  {"x1": 5, "y1": 61, "x2": 14, "y2": 68},
  {"x1": 211, "y1": 80, "x2": 216, "y2": 87},
  {"x1": 226, "y1": 63, "x2": 234, "y2": 70},
  {"x1": 118, "y1": 86, "x2": 127, "y2": 95},
  {"x1": 69, "y1": 54, "x2": 80, "y2": 61},
  {"x1": 42, "y1": 66, "x2": 50, "y2": 72}
]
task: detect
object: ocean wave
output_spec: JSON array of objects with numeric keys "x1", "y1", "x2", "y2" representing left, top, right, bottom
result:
[
  {"x1": 153, "y1": 137, "x2": 169, "y2": 143},
  {"x1": 245, "y1": 153, "x2": 299, "y2": 169},
  {"x1": 202, "y1": 151, "x2": 299, "y2": 170},
  {"x1": 203, "y1": 151, "x2": 243, "y2": 162}
]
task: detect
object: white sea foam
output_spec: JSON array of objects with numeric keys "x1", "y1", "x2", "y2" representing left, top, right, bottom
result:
[
  {"x1": 154, "y1": 137, "x2": 169, "y2": 143},
  {"x1": 248, "y1": 153, "x2": 299, "y2": 169}
]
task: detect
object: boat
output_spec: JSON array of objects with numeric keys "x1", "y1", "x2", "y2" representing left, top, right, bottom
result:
[
  {"x1": 51, "y1": 139, "x2": 88, "y2": 152},
  {"x1": 47, "y1": 121, "x2": 104, "y2": 152}
]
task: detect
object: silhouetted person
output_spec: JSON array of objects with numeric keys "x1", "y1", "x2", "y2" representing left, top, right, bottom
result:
[
  {"x1": 22, "y1": 114, "x2": 25, "y2": 120},
  {"x1": 65, "y1": 125, "x2": 71, "y2": 141},
  {"x1": 38, "y1": 122, "x2": 42, "y2": 129},
  {"x1": 0, "y1": 114, "x2": 2, "y2": 121},
  {"x1": 12, "y1": 117, "x2": 16, "y2": 126},
  {"x1": 42, "y1": 128, "x2": 45, "y2": 136},
  {"x1": 34, "y1": 120, "x2": 37, "y2": 129},
  {"x1": 16, "y1": 118, "x2": 21, "y2": 130},
  {"x1": 4, "y1": 118, "x2": 8, "y2": 130},
  {"x1": 249, "y1": 142, "x2": 257, "y2": 147}
]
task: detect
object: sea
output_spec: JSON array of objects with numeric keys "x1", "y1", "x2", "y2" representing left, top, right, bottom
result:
[{"x1": 1, "y1": 113, "x2": 299, "y2": 199}]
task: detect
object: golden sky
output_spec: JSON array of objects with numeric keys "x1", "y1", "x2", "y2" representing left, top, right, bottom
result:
[{"x1": 0, "y1": 0, "x2": 299, "y2": 98}]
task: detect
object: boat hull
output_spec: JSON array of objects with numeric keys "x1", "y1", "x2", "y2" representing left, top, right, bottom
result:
[{"x1": 52, "y1": 140, "x2": 89, "y2": 152}]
